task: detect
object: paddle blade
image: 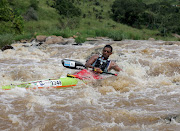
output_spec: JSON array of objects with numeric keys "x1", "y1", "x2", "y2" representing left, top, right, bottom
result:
[{"x1": 61, "y1": 59, "x2": 85, "y2": 69}]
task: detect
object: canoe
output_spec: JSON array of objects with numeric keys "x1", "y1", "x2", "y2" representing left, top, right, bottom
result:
[{"x1": 1, "y1": 77, "x2": 79, "y2": 90}]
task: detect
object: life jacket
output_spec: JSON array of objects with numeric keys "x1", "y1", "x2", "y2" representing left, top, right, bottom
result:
[{"x1": 92, "y1": 56, "x2": 111, "y2": 72}]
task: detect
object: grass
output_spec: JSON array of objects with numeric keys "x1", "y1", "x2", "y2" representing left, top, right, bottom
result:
[{"x1": 14, "y1": 33, "x2": 34, "y2": 41}]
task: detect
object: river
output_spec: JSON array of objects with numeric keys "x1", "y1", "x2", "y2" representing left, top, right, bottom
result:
[{"x1": 0, "y1": 39, "x2": 180, "y2": 130}]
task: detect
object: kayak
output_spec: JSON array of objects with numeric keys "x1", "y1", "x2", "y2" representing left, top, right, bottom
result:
[{"x1": 1, "y1": 69, "x2": 101, "y2": 90}]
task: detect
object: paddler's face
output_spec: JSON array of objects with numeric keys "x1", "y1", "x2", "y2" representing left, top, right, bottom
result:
[{"x1": 102, "y1": 47, "x2": 112, "y2": 59}]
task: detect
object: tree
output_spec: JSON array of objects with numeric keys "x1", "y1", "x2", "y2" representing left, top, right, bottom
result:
[
  {"x1": 0, "y1": 0, "x2": 24, "y2": 34},
  {"x1": 53, "y1": 0, "x2": 81, "y2": 18},
  {"x1": 0, "y1": 0, "x2": 13, "y2": 21},
  {"x1": 111, "y1": 0, "x2": 146, "y2": 27},
  {"x1": 147, "y1": 1, "x2": 180, "y2": 35},
  {"x1": 50, "y1": 0, "x2": 82, "y2": 29},
  {"x1": 111, "y1": 0, "x2": 180, "y2": 35}
]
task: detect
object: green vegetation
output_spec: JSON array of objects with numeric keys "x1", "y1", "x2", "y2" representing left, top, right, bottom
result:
[
  {"x1": 52, "y1": 0, "x2": 81, "y2": 18},
  {"x1": 0, "y1": 0, "x2": 24, "y2": 34},
  {"x1": 0, "y1": 0, "x2": 179, "y2": 48},
  {"x1": 112, "y1": 0, "x2": 180, "y2": 36}
]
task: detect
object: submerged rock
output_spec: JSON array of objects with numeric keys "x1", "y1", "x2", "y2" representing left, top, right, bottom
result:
[
  {"x1": 1, "y1": 45, "x2": 14, "y2": 51},
  {"x1": 164, "y1": 114, "x2": 180, "y2": 123}
]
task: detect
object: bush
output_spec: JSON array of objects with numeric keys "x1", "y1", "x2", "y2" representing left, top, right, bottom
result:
[
  {"x1": 14, "y1": 33, "x2": 34, "y2": 41},
  {"x1": 0, "y1": 34, "x2": 14, "y2": 48},
  {"x1": 24, "y1": 7, "x2": 38, "y2": 21},
  {"x1": 94, "y1": 2, "x2": 100, "y2": 6},
  {"x1": 95, "y1": 29, "x2": 109, "y2": 37},
  {"x1": 46, "y1": 0, "x2": 56, "y2": 7},
  {"x1": 75, "y1": 36, "x2": 86, "y2": 44},
  {"x1": 107, "y1": 31, "x2": 123, "y2": 41},
  {"x1": 12, "y1": 15, "x2": 24, "y2": 34},
  {"x1": 30, "y1": 0, "x2": 39, "y2": 10},
  {"x1": 51, "y1": 28, "x2": 75, "y2": 38},
  {"x1": 58, "y1": 16, "x2": 80, "y2": 29},
  {"x1": 0, "y1": 22, "x2": 12, "y2": 34}
]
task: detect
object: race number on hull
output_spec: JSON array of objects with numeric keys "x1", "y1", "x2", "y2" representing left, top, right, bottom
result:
[{"x1": 36, "y1": 80, "x2": 62, "y2": 87}]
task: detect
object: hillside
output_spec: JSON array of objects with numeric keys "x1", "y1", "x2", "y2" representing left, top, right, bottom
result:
[{"x1": 0, "y1": 0, "x2": 180, "y2": 48}]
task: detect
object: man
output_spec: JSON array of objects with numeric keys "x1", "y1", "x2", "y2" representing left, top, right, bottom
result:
[{"x1": 85, "y1": 45, "x2": 122, "y2": 73}]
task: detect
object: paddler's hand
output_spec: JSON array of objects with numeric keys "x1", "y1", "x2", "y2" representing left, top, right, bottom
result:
[{"x1": 93, "y1": 67, "x2": 102, "y2": 74}]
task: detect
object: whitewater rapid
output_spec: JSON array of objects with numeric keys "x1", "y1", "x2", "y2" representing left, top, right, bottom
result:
[{"x1": 0, "y1": 40, "x2": 180, "y2": 130}]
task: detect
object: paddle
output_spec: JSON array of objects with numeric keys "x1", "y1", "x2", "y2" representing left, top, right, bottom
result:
[{"x1": 61, "y1": 59, "x2": 118, "y2": 76}]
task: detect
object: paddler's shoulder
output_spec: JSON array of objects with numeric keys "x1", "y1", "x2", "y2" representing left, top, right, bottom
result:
[
  {"x1": 90, "y1": 54, "x2": 99, "y2": 59},
  {"x1": 85, "y1": 54, "x2": 99, "y2": 66}
]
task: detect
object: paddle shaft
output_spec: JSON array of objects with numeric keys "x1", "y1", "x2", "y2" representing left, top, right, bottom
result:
[{"x1": 102, "y1": 71, "x2": 118, "y2": 76}]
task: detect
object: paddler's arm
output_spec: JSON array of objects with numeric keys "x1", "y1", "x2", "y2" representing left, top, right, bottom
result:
[
  {"x1": 85, "y1": 55, "x2": 99, "y2": 69},
  {"x1": 109, "y1": 61, "x2": 122, "y2": 72},
  {"x1": 85, "y1": 55, "x2": 102, "y2": 73}
]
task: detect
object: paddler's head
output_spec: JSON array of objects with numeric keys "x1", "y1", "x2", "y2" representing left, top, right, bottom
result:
[{"x1": 102, "y1": 45, "x2": 112, "y2": 59}]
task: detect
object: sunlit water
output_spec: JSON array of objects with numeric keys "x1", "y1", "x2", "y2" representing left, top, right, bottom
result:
[{"x1": 0, "y1": 40, "x2": 180, "y2": 130}]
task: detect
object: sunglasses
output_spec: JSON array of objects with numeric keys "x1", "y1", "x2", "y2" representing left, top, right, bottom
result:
[{"x1": 103, "y1": 50, "x2": 111, "y2": 53}]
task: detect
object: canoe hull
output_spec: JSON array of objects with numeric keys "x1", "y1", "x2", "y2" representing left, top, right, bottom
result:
[
  {"x1": 1, "y1": 69, "x2": 103, "y2": 90},
  {"x1": 1, "y1": 77, "x2": 79, "y2": 90}
]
